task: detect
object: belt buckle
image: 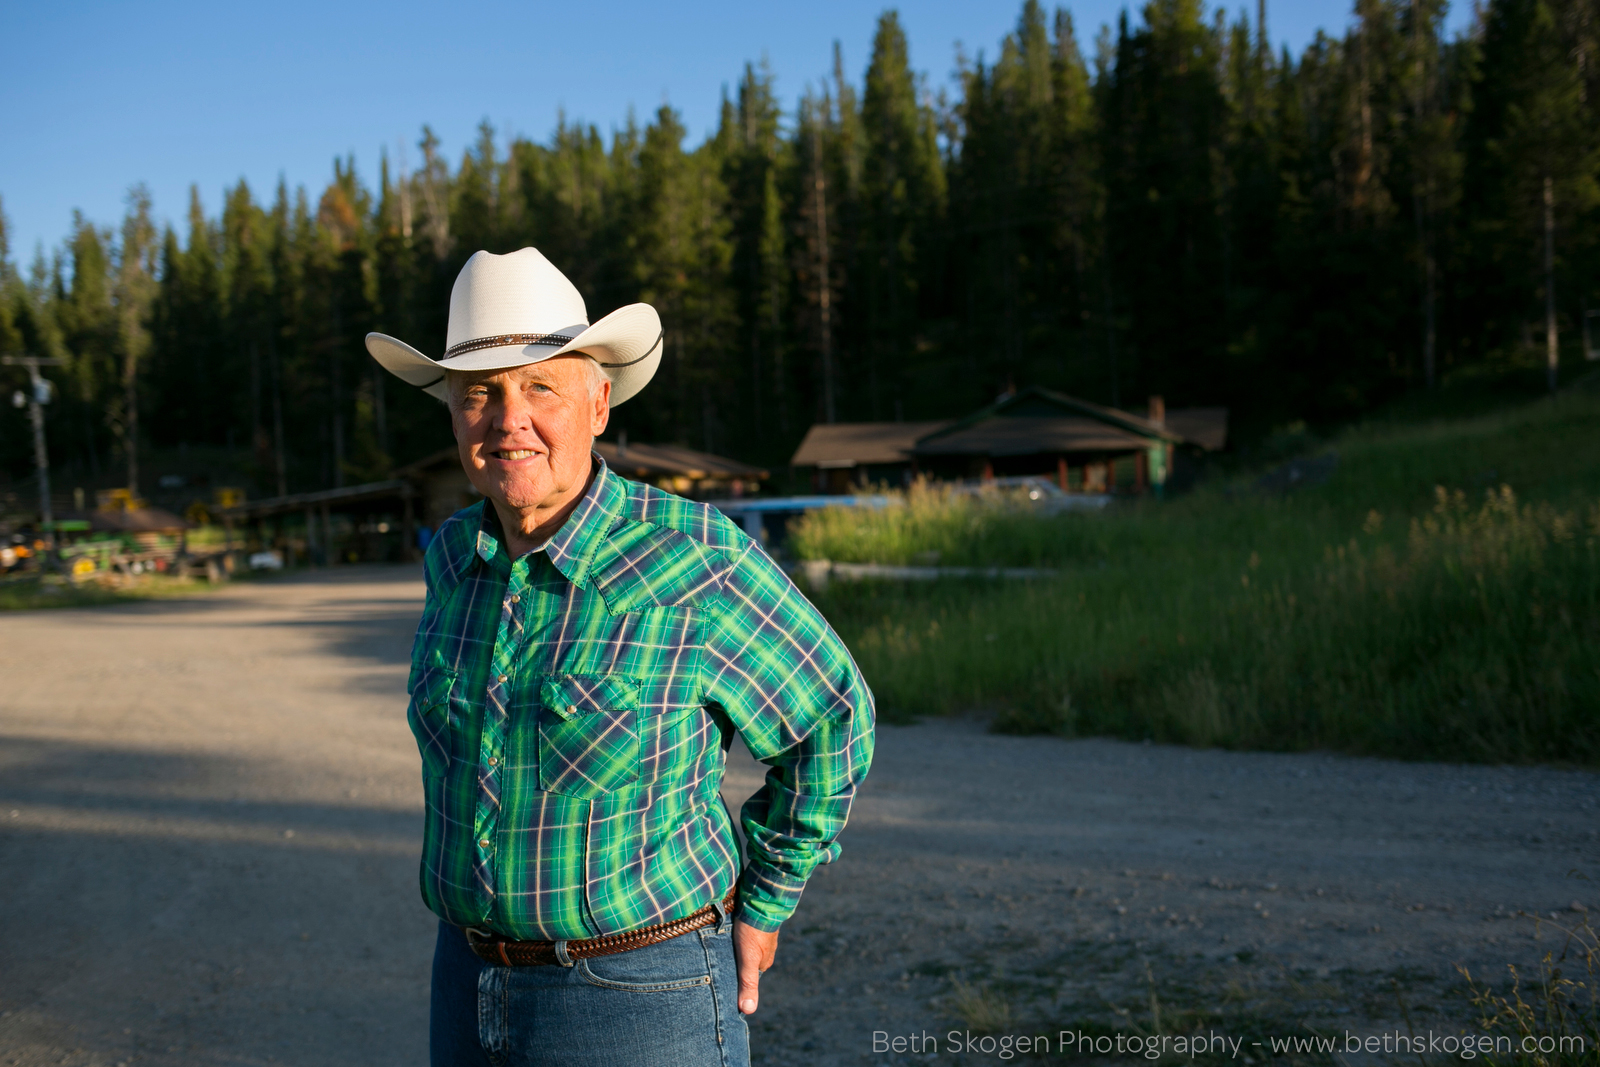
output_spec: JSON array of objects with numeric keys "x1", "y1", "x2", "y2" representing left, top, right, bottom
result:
[{"x1": 464, "y1": 927, "x2": 496, "y2": 952}]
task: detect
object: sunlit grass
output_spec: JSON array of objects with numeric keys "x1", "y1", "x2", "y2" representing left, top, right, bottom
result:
[
  {"x1": 797, "y1": 388, "x2": 1600, "y2": 765},
  {"x1": 0, "y1": 573, "x2": 221, "y2": 611}
]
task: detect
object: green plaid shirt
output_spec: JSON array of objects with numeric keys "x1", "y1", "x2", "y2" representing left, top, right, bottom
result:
[{"x1": 407, "y1": 456, "x2": 874, "y2": 938}]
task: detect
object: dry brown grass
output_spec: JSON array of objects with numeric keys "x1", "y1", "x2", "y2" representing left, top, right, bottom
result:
[{"x1": 1461, "y1": 915, "x2": 1600, "y2": 1066}]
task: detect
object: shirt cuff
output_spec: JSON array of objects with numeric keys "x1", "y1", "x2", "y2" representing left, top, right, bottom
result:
[{"x1": 735, "y1": 859, "x2": 813, "y2": 931}]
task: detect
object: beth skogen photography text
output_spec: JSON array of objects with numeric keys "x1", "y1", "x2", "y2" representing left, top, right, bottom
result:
[
  {"x1": 2, "y1": 0, "x2": 1597, "y2": 1064},
  {"x1": 878, "y1": 1027, "x2": 1590, "y2": 1060}
]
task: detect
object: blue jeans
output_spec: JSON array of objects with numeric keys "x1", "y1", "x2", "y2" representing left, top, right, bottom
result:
[{"x1": 429, "y1": 902, "x2": 750, "y2": 1067}]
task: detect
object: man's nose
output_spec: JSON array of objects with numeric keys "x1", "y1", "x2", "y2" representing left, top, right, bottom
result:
[{"x1": 491, "y1": 386, "x2": 536, "y2": 433}]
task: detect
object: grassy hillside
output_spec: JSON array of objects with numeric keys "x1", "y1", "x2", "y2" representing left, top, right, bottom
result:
[{"x1": 796, "y1": 386, "x2": 1600, "y2": 765}]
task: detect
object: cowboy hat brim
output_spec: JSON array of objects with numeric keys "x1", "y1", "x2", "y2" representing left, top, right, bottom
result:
[{"x1": 365, "y1": 303, "x2": 662, "y2": 406}]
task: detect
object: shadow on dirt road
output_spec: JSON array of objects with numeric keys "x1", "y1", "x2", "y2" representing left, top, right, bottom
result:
[{"x1": 2, "y1": 566, "x2": 1596, "y2": 1066}]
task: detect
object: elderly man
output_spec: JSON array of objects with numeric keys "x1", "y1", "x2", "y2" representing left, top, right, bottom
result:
[{"x1": 366, "y1": 248, "x2": 874, "y2": 1067}]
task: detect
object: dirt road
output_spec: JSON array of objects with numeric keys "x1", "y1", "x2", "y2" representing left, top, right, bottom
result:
[{"x1": 2, "y1": 567, "x2": 1595, "y2": 1066}]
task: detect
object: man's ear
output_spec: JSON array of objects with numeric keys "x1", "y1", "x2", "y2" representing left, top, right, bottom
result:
[
  {"x1": 443, "y1": 372, "x2": 461, "y2": 437},
  {"x1": 448, "y1": 392, "x2": 463, "y2": 440},
  {"x1": 590, "y1": 378, "x2": 612, "y2": 436}
]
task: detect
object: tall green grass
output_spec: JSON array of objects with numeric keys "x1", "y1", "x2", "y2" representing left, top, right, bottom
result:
[
  {"x1": 790, "y1": 479, "x2": 1151, "y2": 567},
  {"x1": 797, "y1": 389, "x2": 1600, "y2": 764}
]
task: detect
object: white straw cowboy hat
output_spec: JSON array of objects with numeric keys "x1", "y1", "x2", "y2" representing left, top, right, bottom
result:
[{"x1": 365, "y1": 247, "x2": 662, "y2": 405}]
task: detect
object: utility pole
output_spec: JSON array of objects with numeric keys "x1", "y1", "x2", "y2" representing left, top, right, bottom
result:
[{"x1": 4, "y1": 354, "x2": 64, "y2": 550}]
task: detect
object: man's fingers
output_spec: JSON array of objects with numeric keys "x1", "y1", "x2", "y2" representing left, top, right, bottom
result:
[
  {"x1": 733, "y1": 920, "x2": 779, "y2": 1016},
  {"x1": 735, "y1": 931, "x2": 762, "y2": 1015},
  {"x1": 737, "y1": 959, "x2": 761, "y2": 1015}
]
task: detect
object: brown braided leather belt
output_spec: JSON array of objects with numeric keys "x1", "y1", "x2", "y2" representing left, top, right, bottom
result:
[{"x1": 462, "y1": 891, "x2": 736, "y2": 967}]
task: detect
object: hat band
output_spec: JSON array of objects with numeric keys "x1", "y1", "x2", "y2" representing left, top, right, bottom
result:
[
  {"x1": 597, "y1": 331, "x2": 663, "y2": 369},
  {"x1": 440, "y1": 332, "x2": 580, "y2": 360}
]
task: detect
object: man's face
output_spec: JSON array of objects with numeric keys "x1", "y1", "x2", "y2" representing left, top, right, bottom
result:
[{"x1": 448, "y1": 357, "x2": 611, "y2": 517}]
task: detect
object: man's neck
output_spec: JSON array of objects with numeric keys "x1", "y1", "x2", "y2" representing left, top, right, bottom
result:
[{"x1": 491, "y1": 459, "x2": 597, "y2": 559}]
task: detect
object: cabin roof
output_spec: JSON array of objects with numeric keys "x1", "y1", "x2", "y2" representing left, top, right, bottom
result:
[
  {"x1": 788, "y1": 421, "x2": 952, "y2": 467},
  {"x1": 917, "y1": 386, "x2": 1184, "y2": 450},
  {"x1": 912, "y1": 416, "x2": 1157, "y2": 457}
]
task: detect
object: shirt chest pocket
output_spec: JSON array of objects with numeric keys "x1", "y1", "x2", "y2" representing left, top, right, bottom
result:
[
  {"x1": 537, "y1": 674, "x2": 642, "y2": 800},
  {"x1": 408, "y1": 668, "x2": 457, "y2": 779}
]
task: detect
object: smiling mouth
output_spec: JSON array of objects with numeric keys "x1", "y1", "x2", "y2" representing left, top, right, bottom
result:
[{"x1": 492, "y1": 449, "x2": 541, "y2": 461}]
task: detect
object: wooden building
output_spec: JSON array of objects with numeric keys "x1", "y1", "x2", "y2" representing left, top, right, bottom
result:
[{"x1": 789, "y1": 388, "x2": 1228, "y2": 495}]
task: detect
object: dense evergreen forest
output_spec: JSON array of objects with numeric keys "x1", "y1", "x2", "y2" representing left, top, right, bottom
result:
[{"x1": 1, "y1": 0, "x2": 1597, "y2": 498}]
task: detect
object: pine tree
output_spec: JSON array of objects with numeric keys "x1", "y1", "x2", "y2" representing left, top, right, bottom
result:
[
  {"x1": 415, "y1": 126, "x2": 454, "y2": 266},
  {"x1": 631, "y1": 104, "x2": 736, "y2": 451},
  {"x1": 148, "y1": 188, "x2": 224, "y2": 453},
  {"x1": 60, "y1": 213, "x2": 119, "y2": 476},
  {"x1": 1394, "y1": 0, "x2": 1455, "y2": 388},
  {"x1": 315, "y1": 158, "x2": 379, "y2": 485},
  {"x1": 1048, "y1": 8, "x2": 1101, "y2": 388},
  {"x1": 454, "y1": 120, "x2": 506, "y2": 257},
  {"x1": 951, "y1": 1, "x2": 1096, "y2": 406},
  {"x1": 20, "y1": 0, "x2": 1600, "y2": 492},
  {"x1": 1217, "y1": 4, "x2": 1278, "y2": 393},
  {"x1": 220, "y1": 181, "x2": 274, "y2": 480},
  {"x1": 1099, "y1": 0, "x2": 1228, "y2": 407},
  {"x1": 113, "y1": 185, "x2": 158, "y2": 492},
  {"x1": 858, "y1": 10, "x2": 944, "y2": 419},
  {"x1": 725, "y1": 62, "x2": 790, "y2": 443},
  {"x1": 792, "y1": 88, "x2": 841, "y2": 424},
  {"x1": 1464, "y1": 0, "x2": 1600, "y2": 388},
  {"x1": 0, "y1": 197, "x2": 32, "y2": 478},
  {"x1": 0, "y1": 197, "x2": 26, "y2": 361}
]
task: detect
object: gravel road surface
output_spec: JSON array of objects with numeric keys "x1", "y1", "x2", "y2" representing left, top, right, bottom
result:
[{"x1": 2, "y1": 566, "x2": 1594, "y2": 1066}]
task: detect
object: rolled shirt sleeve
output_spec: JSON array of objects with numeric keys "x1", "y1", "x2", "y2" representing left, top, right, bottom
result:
[{"x1": 702, "y1": 543, "x2": 876, "y2": 932}]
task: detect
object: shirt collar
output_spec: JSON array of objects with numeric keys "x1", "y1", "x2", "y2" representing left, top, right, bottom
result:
[{"x1": 471, "y1": 453, "x2": 624, "y2": 588}]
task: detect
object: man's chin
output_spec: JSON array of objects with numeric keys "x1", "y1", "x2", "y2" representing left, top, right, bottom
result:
[{"x1": 476, "y1": 473, "x2": 555, "y2": 513}]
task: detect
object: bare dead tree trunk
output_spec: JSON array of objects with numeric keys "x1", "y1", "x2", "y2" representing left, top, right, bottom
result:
[
  {"x1": 124, "y1": 343, "x2": 139, "y2": 494},
  {"x1": 1103, "y1": 263, "x2": 1119, "y2": 410},
  {"x1": 250, "y1": 339, "x2": 267, "y2": 472},
  {"x1": 1413, "y1": 0, "x2": 1438, "y2": 389},
  {"x1": 372, "y1": 360, "x2": 388, "y2": 459},
  {"x1": 330, "y1": 312, "x2": 346, "y2": 489},
  {"x1": 1544, "y1": 174, "x2": 1558, "y2": 392},
  {"x1": 812, "y1": 120, "x2": 837, "y2": 423},
  {"x1": 771, "y1": 260, "x2": 787, "y2": 434},
  {"x1": 1422, "y1": 241, "x2": 1438, "y2": 388},
  {"x1": 271, "y1": 339, "x2": 287, "y2": 497},
  {"x1": 1358, "y1": 46, "x2": 1374, "y2": 217}
]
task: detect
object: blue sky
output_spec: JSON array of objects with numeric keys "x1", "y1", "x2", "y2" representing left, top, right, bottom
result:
[{"x1": 1, "y1": 0, "x2": 1475, "y2": 265}]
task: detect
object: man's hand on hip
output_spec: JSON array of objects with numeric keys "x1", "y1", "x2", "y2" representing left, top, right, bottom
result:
[{"x1": 733, "y1": 919, "x2": 779, "y2": 1015}]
